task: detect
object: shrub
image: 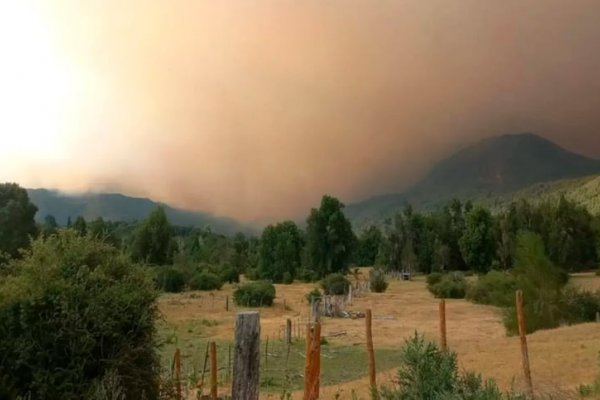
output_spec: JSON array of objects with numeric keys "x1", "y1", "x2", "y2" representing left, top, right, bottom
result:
[
  {"x1": 306, "y1": 288, "x2": 323, "y2": 304},
  {"x1": 0, "y1": 231, "x2": 159, "y2": 399},
  {"x1": 155, "y1": 267, "x2": 186, "y2": 293},
  {"x1": 233, "y1": 281, "x2": 276, "y2": 307},
  {"x1": 427, "y1": 272, "x2": 467, "y2": 299},
  {"x1": 297, "y1": 268, "x2": 319, "y2": 283},
  {"x1": 466, "y1": 270, "x2": 517, "y2": 307},
  {"x1": 426, "y1": 272, "x2": 444, "y2": 287},
  {"x1": 189, "y1": 271, "x2": 223, "y2": 291},
  {"x1": 219, "y1": 265, "x2": 240, "y2": 284},
  {"x1": 320, "y1": 273, "x2": 351, "y2": 295},
  {"x1": 370, "y1": 270, "x2": 389, "y2": 293},
  {"x1": 379, "y1": 333, "x2": 515, "y2": 400},
  {"x1": 282, "y1": 271, "x2": 294, "y2": 284},
  {"x1": 560, "y1": 287, "x2": 600, "y2": 325}
]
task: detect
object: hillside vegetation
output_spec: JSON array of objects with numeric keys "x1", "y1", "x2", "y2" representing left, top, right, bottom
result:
[{"x1": 347, "y1": 133, "x2": 600, "y2": 227}]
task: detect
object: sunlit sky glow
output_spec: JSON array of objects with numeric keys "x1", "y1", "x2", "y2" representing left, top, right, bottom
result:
[{"x1": 1, "y1": 1, "x2": 600, "y2": 221}]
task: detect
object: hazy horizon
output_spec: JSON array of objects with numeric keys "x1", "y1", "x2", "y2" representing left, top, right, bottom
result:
[{"x1": 2, "y1": 1, "x2": 600, "y2": 222}]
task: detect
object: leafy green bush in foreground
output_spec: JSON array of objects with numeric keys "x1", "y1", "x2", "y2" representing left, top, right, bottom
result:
[
  {"x1": 0, "y1": 231, "x2": 159, "y2": 400},
  {"x1": 379, "y1": 333, "x2": 525, "y2": 400}
]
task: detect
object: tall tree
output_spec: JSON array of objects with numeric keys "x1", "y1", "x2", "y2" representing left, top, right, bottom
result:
[
  {"x1": 42, "y1": 214, "x2": 59, "y2": 237},
  {"x1": 73, "y1": 216, "x2": 87, "y2": 236},
  {"x1": 459, "y1": 206, "x2": 496, "y2": 273},
  {"x1": 258, "y1": 221, "x2": 303, "y2": 283},
  {"x1": 355, "y1": 225, "x2": 382, "y2": 266},
  {"x1": 305, "y1": 195, "x2": 355, "y2": 277},
  {"x1": 0, "y1": 183, "x2": 38, "y2": 260},
  {"x1": 132, "y1": 207, "x2": 174, "y2": 265}
]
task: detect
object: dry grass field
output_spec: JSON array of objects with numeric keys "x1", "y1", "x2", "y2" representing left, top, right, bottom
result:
[{"x1": 157, "y1": 271, "x2": 600, "y2": 399}]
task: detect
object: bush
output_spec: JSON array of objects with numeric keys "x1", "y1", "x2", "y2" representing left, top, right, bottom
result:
[
  {"x1": 370, "y1": 269, "x2": 389, "y2": 293},
  {"x1": 282, "y1": 271, "x2": 294, "y2": 284},
  {"x1": 427, "y1": 272, "x2": 467, "y2": 299},
  {"x1": 306, "y1": 288, "x2": 323, "y2": 304},
  {"x1": 560, "y1": 287, "x2": 600, "y2": 325},
  {"x1": 426, "y1": 272, "x2": 444, "y2": 287},
  {"x1": 466, "y1": 270, "x2": 517, "y2": 307},
  {"x1": 155, "y1": 267, "x2": 186, "y2": 293},
  {"x1": 379, "y1": 333, "x2": 517, "y2": 400},
  {"x1": 234, "y1": 281, "x2": 276, "y2": 307},
  {"x1": 296, "y1": 268, "x2": 319, "y2": 283},
  {"x1": 219, "y1": 265, "x2": 240, "y2": 284},
  {"x1": 0, "y1": 231, "x2": 159, "y2": 399},
  {"x1": 320, "y1": 273, "x2": 351, "y2": 295},
  {"x1": 189, "y1": 271, "x2": 223, "y2": 291}
]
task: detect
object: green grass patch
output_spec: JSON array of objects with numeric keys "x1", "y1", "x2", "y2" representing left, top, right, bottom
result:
[{"x1": 157, "y1": 319, "x2": 403, "y2": 392}]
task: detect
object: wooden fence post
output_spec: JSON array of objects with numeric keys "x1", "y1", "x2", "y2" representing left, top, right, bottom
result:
[
  {"x1": 311, "y1": 299, "x2": 321, "y2": 324},
  {"x1": 265, "y1": 336, "x2": 269, "y2": 369},
  {"x1": 516, "y1": 290, "x2": 534, "y2": 398},
  {"x1": 231, "y1": 311, "x2": 260, "y2": 400},
  {"x1": 226, "y1": 295, "x2": 229, "y2": 311},
  {"x1": 303, "y1": 322, "x2": 321, "y2": 400},
  {"x1": 286, "y1": 318, "x2": 293, "y2": 345},
  {"x1": 439, "y1": 299, "x2": 447, "y2": 351},
  {"x1": 174, "y1": 348, "x2": 182, "y2": 400},
  {"x1": 210, "y1": 342, "x2": 218, "y2": 400},
  {"x1": 366, "y1": 309, "x2": 377, "y2": 390}
]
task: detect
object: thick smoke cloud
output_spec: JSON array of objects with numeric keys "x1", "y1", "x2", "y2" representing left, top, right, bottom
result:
[{"x1": 5, "y1": 0, "x2": 600, "y2": 221}]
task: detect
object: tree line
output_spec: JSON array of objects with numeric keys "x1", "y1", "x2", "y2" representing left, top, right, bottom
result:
[
  {"x1": 368, "y1": 197, "x2": 600, "y2": 275},
  {"x1": 2, "y1": 183, "x2": 599, "y2": 286}
]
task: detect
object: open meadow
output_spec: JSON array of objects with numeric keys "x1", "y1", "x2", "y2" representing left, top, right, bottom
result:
[{"x1": 157, "y1": 271, "x2": 600, "y2": 399}]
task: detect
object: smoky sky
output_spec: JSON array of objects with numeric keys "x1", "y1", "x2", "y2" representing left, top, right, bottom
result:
[{"x1": 2, "y1": 0, "x2": 600, "y2": 222}]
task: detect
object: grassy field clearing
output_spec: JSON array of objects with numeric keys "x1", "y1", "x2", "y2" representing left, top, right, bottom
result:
[{"x1": 157, "y1": 272, "x2": 600, "y2": 399}]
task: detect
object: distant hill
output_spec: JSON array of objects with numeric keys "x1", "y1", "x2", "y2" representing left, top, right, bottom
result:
[
  {"x1": 346, "y1": 133, "x2": 600, "y2": 227},
  {"x1": 484, "y1": 174, "x2": 600, "y2": 214},
  {"x1": 27, "y1": 189, "x2": 254, "y2": 235}
]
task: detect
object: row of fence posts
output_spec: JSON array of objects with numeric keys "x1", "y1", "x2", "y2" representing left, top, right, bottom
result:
[{"x1": 171, "y1": 289, "x2": 535, "y2": 399}]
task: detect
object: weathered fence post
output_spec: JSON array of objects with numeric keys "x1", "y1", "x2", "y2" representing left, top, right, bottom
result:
[
  {"x1": 286, "y1": 318, "x2": 293, "y2": 345},
  {"x1": 199, "y1": 341, "x2": 210, "y2": 392},
  {"x1": 516, "y1": 290, "x2": 534, "y2": 398},
  {"x1": 174, "y1": 348, "x2": 182, "y2": 400},
  {"x1": 231, "y1": 311, "x2": 260, "y2": 400},
  {"x1": 348, "y1": 285, "x2": 353, "y2": 305},
  {"x1": 265, "y1": 336, "x2": 269, "y2": 369},
  {"x1": 226, "y1": 295, "x2": 229, "y2": 311},
  {"x1": 303, "y1": 323, "x2": 321, "y2": 400},
  {"x1": 226, "y1": 344, "x2": 232, "y2": 384},
  {"x1": 210, "y1": 342, "x2": 218, "y2": 400},
  {"x1": 310, "y1": 299, "x2": 321, "y2": 324},
  {"x1": 366, "y1": 309, "x2": 377, "y2": 390},
  {"x1": 439, "y1": 299, "x2": 447, "y2": 351}
]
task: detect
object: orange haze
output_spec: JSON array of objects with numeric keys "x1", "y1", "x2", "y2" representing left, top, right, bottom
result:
[{"x1": 1, "y1": 0, "x2": 600, "y2": 221}]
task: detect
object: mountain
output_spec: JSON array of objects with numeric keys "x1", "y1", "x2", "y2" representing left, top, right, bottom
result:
[
  {"x1": 27, "y1": 189, "x2": 254, "y2": 235},
  {"x1": 485, "y1": 174, "x2": 600, "y2": 214},
  {"x1": 346, "y1": 133, "x2": 600, "y2": 226}
]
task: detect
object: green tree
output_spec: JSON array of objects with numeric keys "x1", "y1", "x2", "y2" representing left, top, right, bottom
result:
[
  {"x1": 504, "y1": 232, "x2": 565, "y2": 334},
  {"x1": 355, "y1": 225, "x2": 382, "y2": 266},
  {"x1": 459, "y1": 207, "x2": 496, "y2": 273},
  {"x1": 42, "y1": 214, "x2": 59, "y2": 237},
  {"x1": 305, "y1": 195, "x2": 355, "y2": 277},
  {"x1": 132, "y1": 207, "x2": 174, "y2": 265},
  {"x1": 73, "y1": 216, "x2": 87, "y2": 236},
  {"x1": 0, "y1": 183, "x2": 38, "y2": 261},
  {"x1": 0, "y1": 230, "x2": 159, "y2": 399},
  {"x1": 258, "y1": 221, "x2": 303, "y2": 283},
  {"x1": 232, "y1": 232, "x2": 250, "y2": 273}
]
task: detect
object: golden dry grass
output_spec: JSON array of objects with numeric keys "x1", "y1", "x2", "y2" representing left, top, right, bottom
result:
[{"x1": 158, "y1": 271, "x2": 600, "y2": 399}]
